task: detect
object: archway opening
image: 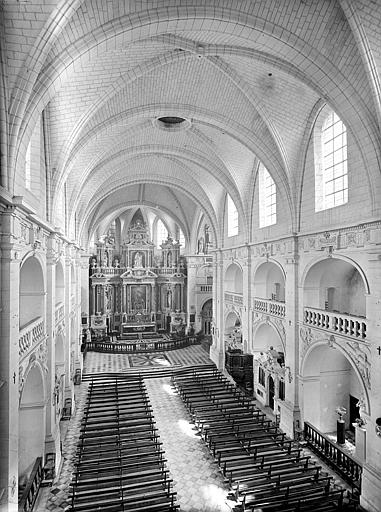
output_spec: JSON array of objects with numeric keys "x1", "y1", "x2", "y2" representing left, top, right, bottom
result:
[
  {"x1": 303, "y1": 258, "x2": 366, "y2": 317},
  {"x1": 201, "y1": 299, "x2": 213, "y2": 338},
  {"x1": 19, "y1": 256, "x2": 44, "y2": 328},
  {"x1": 302, "y1": 344, "x2": 365, "y2": 439},
  {"x1": 224, "y1": 263, "x2": 243, "y2": 294},
  {"x1": 253, "y1": 262, "x2": 285, "y2": 302},
  {"x1": 19, "y1": 365, "x2": 45, "y2": 484}
]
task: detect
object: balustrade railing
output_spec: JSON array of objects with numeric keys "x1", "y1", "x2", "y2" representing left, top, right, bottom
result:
[
  {"x1": 55, "y1": 302, "x2": 64, "y2": 325},
  {"x1": 18, "y1": 457, "x2": 43, "y2": 512},
  {"x1": 304, "y1": 421, "x2": 362, "y2": 490},
  {"x1": 85, "y1": 335, "x2": 198, "y2": 354},
  {"x1": 304, "y1": 307, "x2": 367, "y2": 340},
  {"x1": 253, "y1": 297, "x2": 286, "y2": 318},
  {"x1": 224, "y1": 292, "x2": 243, "y2": 305},
  {"x1": 19, "y1": 318, "x2": 45, "y2": 358},
  {"x1": 90, "y1": 266, "x2": 186, "y2": 276},
  {"x1": 198, "y1": 284, "x2": 212, "y2": 293}
]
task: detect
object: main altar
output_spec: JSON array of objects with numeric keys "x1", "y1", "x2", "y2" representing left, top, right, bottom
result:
[{"x1": 88, "y1": 216, "x2": 187, "y2": 336}]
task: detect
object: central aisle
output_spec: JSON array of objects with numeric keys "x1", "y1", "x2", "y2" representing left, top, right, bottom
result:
[{"x1": 145, "y1": 377, "x2": 233, "y2": 512}]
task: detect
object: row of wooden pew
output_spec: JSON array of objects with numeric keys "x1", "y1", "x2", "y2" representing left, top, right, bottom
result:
[
  {"x1": 66, "y1": 376, "x2": 179, "y2": 512},
  {"x1": 172, "y1": 368, "x2": 346, "y2": 512}
]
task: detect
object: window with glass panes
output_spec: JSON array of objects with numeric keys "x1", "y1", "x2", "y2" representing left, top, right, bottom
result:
[
  {"x1": 322, "y1": 112, "x2": 348, "y2": 209},
  {"x1": 259, "y1": 165, "x2": 276, "y2": 227},
  {"x1": 227, "y1": 194, "x2": 238, "y2": 237},
  {"x1": 156, "y1": 219, "x2": 168, "y2": 248}
]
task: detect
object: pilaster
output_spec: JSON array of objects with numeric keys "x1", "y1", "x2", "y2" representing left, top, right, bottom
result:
[
  {"x1": 360, "y1": 250, "x2": 381, "y2": 511},
  {"x1": 0, "y1": 207, "x2": 22, "y2": 512},
  {"x1": 279, "y1": 245, "x2": 301, "y2": 438},
  {"x1": 210, "y1": 249, "x2": 225, "y2": 368}
]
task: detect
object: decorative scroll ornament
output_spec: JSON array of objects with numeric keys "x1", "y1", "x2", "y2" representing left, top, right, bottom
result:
[{"x1": 300, "y1": 327, "x2": 371, "y2": 390}]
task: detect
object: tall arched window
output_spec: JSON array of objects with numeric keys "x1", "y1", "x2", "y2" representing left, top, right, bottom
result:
[
  {"x1": 259, "y1": 164, "x2": 276, "y2": 227},
  {"x1": 315, "y1": 111, "x2": 348, "y2": 211},
  {"x1": 156, "y1": 219, "x2": 168, "y2": 247},
  {"x1": 178, "y1": 229, "x2": 185, "y2": 248},
  {"x1": 227, "y1": 194, "x2": 238, "y2": 237}
]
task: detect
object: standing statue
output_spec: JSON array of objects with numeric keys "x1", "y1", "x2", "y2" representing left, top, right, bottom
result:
[
  {"x1": 167, "y1": 289, "x2": 172, "y2": 308},
  {"x1": 134, "y1": 252, "x2": 143, "y2": 267}
]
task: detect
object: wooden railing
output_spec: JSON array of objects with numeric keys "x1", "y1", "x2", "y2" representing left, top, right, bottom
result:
[
  {"x1": 253, "y1": 297, "x2": 286, "y2": 318},
  {"x1": 18, "y1": 457, "x2": 43, "y2": 512},
  {"x1": 224, "y1": 292, "x2": 243, "y2": 306},
  {"x1": 304, "y1": 421, "x2": 362, "y2": 490},
  {"x1": 19, "y1": 318, "x2": 45, "y2": 358},
  {"x1": 304, "y1": 307, "x2": 367, "y2": 340},
  {"x1": 85, "y1": 336, "x2": 199, "y2": 354}
]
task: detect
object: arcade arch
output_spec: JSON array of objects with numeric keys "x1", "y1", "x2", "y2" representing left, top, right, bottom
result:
[
  {"x1": 19, "y1": 365, "x2": 45, "y2": 481},
  {"x1": 19, "y1": 255, "x2": 45, "y2": 328},
  {"x1": 253, "y1": 261, "x2": 285, "y2": 302},
  {"x1": 303, "y1": 258, "x2": 367, "y2": 317},
  {"x1": 224, "y1": 263, "x2": 243, "y2": 294},
  {"x1": 301, "y1": 344, "x2": 367, "y2": 435},
  {"x1": 200, "y1": 299, "x2": 212, "y2": 337}
]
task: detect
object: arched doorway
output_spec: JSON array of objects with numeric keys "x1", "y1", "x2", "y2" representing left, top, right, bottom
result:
[
  {"x1": 19, "y1": 365, "x2": 45, "y2": 482},
  {"x1": 55, "y1": 333, "x2": 65, "y2": 419},
  {"x1": 225, "y1": 310, "x2": 241, "y2": 350},
  {"x1": 268, "y1": 375, "x2": 275, "y2": 410},
  {"x1": 252, "y1": 322, "x2": 285, "y2": 413},
  {"x1": 201, "y1": 299, "x2": 212, "y2": 337}
]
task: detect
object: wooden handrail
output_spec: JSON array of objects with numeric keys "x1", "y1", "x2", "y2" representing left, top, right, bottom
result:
[
  {"x1": 304, "y1": 421, "x2": 362, "y2": 491},
  {"x1": 18, "y1": 457, "x2": 43, "y2": 512}
]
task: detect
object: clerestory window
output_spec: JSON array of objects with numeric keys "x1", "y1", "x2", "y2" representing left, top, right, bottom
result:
[
  {"x1": 259, "y1": 164, "x2": 276, "y2": 227},
  {"x1": 315, "y1": 111, "x2": 348, "y2": 211},
  {"x1": 227, "y1": 194, "x2": 238, "y2": 237}
]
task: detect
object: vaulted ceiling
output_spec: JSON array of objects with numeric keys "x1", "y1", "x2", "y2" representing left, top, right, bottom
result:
[{"x1": 3, "y1": 0, "x2": 381, "y2": 247}]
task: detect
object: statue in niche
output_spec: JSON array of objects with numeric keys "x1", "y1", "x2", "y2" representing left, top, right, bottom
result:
[
  {"x1": 114, "y1": 258, "x2": 119, "y2": 268},
  {"x1": 198, "y1": 237, "x2": 205, "y2": 254},
  {"x1": 166, "y1": 289, "x2": 172, "y2": 308},
  {"x1": 134, "y1": 252, "x2": 143, "y2": 268},
  {"x1": 91, "y1": 258, "x2": 97, "y2": 268},
  {"x1": 167, "y1": 252, "x2": 172, "y2": 267}
]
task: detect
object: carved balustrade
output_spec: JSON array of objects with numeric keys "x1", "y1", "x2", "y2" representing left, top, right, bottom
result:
[
  {"x1": 253, "y1": 297, "x2": 286, "y2": 318},
  {"x1": 224, "y1": 292, "x2": 243, "y2": 305},
  {"x1": 19, "y1": 317, "x2": 45, "y2": 358},
  {"x1": 303, "y1": 307, "x2": 367, "y2": 340},
  {"x1": 198, "y1": 284, "x2": 212, "y2": 293},
  {"x1": 55, "y1": 302, "x2": 64, "y2": 325}
]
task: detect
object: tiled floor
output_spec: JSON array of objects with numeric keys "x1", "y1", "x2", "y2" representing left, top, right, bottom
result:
[
  {"x1": 83, "y1": 344, "x2": 212, "y2": 374},
  {"x1": 33, "y1": 345, "x2": 354, "y2": 511},
  {"x1": 34, "y1": 345, "x2": 232, "y2": 512},
  {"x1": 145, "y1": 377, "x2": 233, "y2": 512}
]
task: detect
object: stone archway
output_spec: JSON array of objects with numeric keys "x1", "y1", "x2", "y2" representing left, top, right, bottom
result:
[
  {"x1": 19, "y1": 365, "x2": 45, "y2": 482},
  {"x1": 19, "y1": 255, "x2": 45, "y2": 328},
  {"x1": 224, "y1": 262, "x2": 243, "y2": 294},
  {"x1": 303, "y1": 257, "x2": 367, "y2": 317},
  {"x1": 301, "y1": 343, "x2": 366, "y2": 435},
  {"x1": 201, "y1": 299, "x2": 212, "y2": 336},
  {"x1": 253, "y1": 260, "x2": 286, "y2": 302}
]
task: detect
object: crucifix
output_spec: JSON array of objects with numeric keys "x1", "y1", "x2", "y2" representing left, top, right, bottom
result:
[{"x1": 377, "y1": 346, "x2": 381, "y2": 356}]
